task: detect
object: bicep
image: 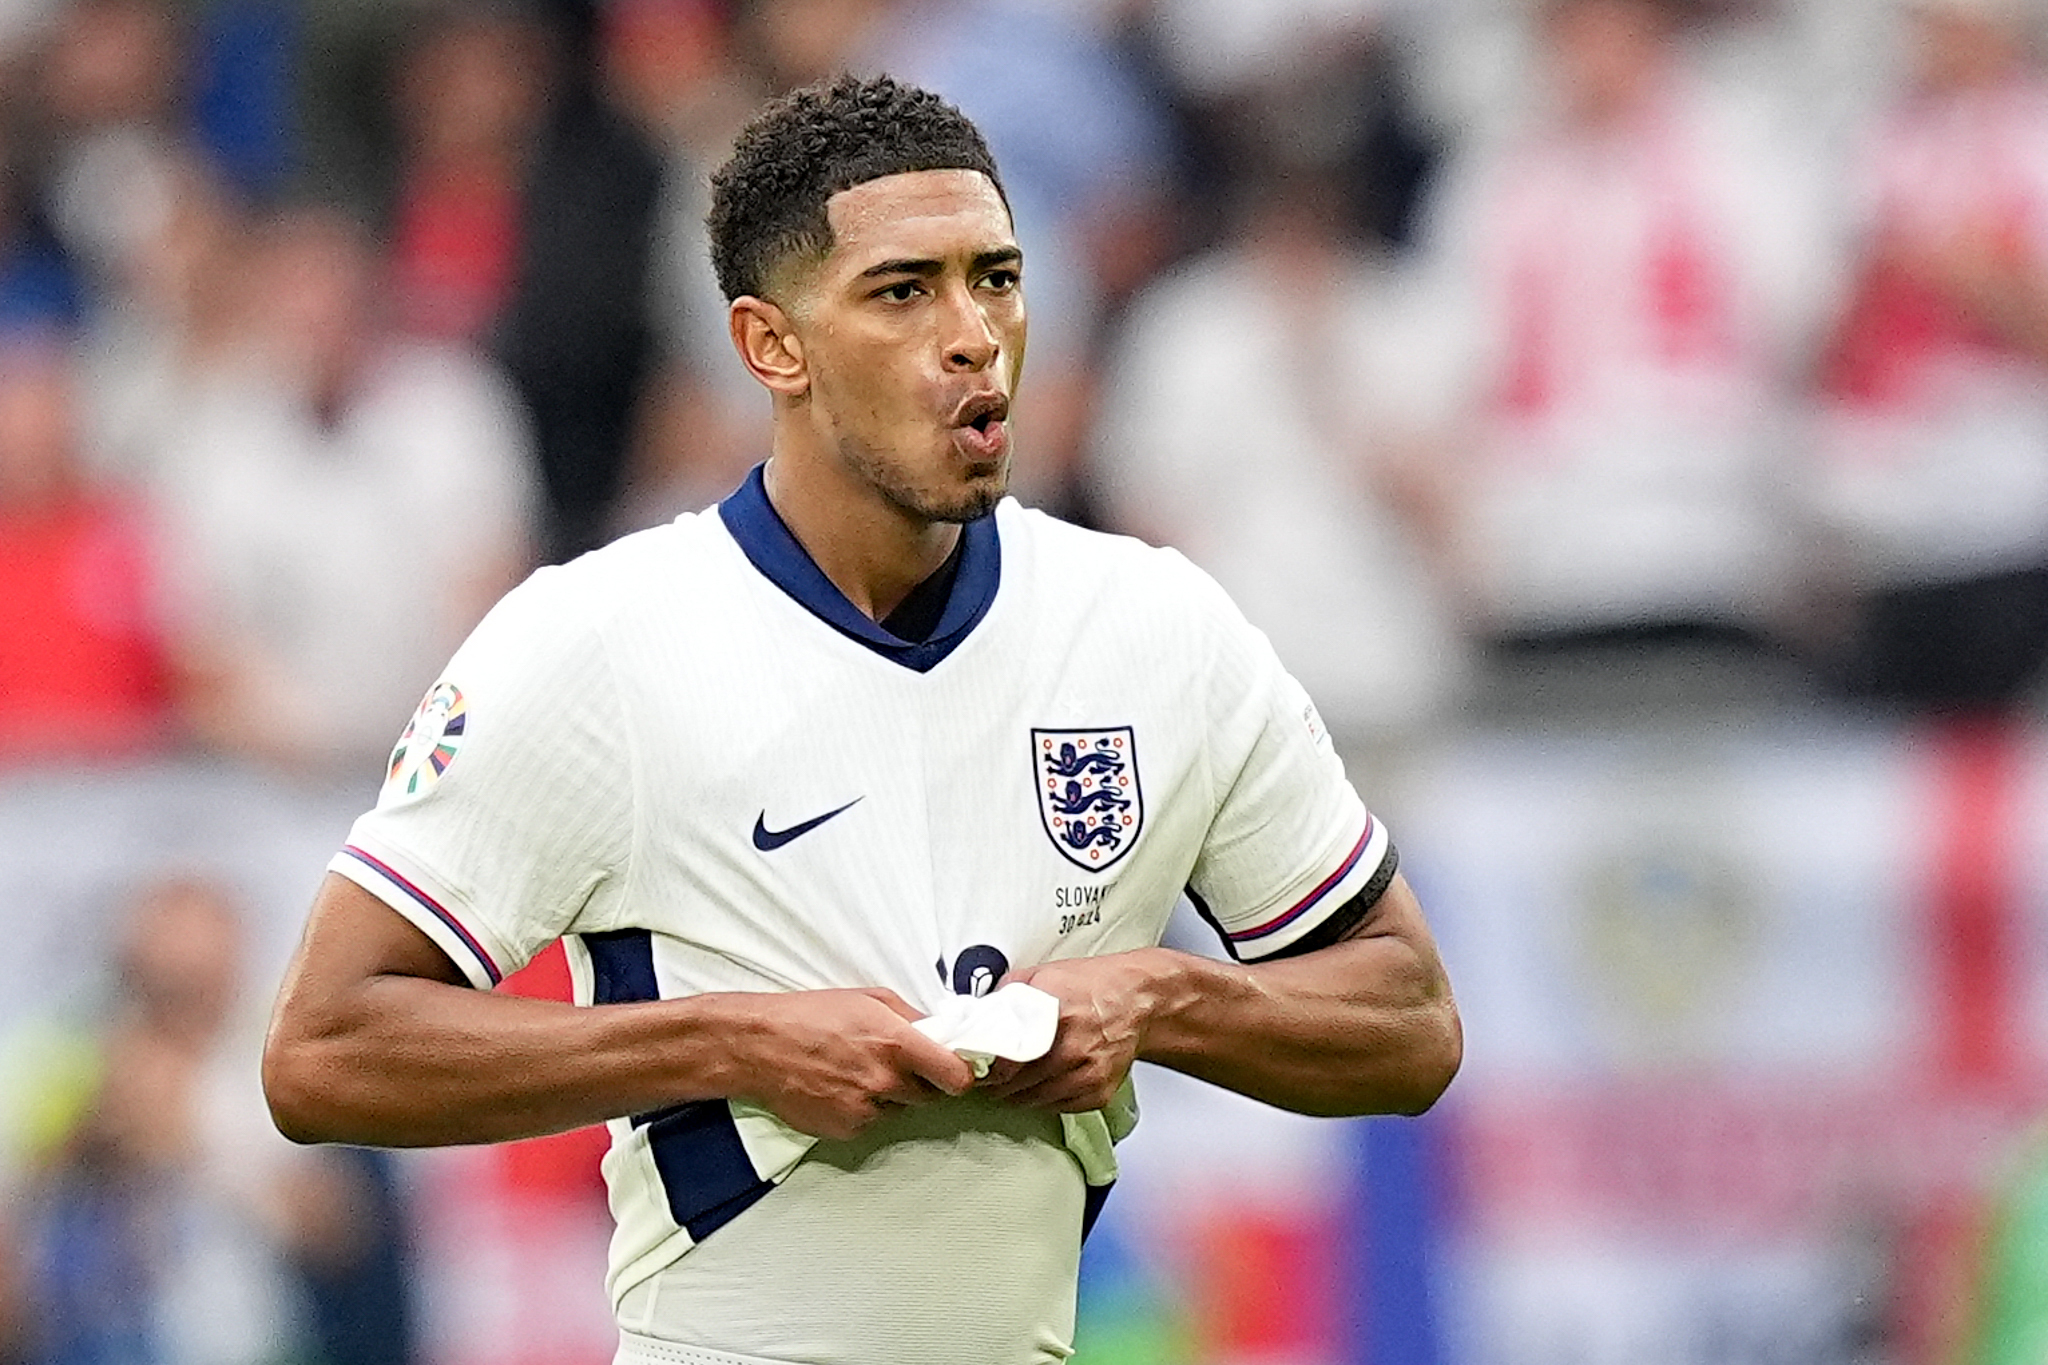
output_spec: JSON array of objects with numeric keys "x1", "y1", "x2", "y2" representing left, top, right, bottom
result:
[
  {"x1": 272, "y1": 873, "x2": 470, "y2": 1028},
  {"x1": 1257, "y1": 872, "x2": 1450, "y2": 999},
  {"x1": 1336, "y1": 873, "x2": 1443, "y2": 967}
]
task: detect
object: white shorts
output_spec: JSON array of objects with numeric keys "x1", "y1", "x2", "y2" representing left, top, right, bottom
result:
[{"x1": 613, "y1": 1332, "x2": 801, "y2": 1365}]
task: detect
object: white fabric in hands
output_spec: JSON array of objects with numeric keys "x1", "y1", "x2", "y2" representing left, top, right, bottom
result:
[{"x1": 911, "y1": 983, "x2": 1061, "y2": 1079}]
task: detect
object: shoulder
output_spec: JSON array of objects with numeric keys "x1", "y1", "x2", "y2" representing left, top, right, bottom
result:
[
  {"x1": 1006, "y1": 502, "x2": 1177, "y2": 572},
  {"x1": 470, "y1": 514, "x2": 716, "y2": 657},
  {"x1": 1001, "y1": 503, "x2": 1246, "y2": 631}
]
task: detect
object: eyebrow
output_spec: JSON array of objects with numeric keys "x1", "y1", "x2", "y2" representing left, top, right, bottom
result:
[{"x1": 857, "y1": 246, "x2": 1023, "y2": 281}]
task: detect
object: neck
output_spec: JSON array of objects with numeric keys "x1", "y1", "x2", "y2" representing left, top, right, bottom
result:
[{"x1": 762, "y1": 438, "x2": 960, "y2": 623}]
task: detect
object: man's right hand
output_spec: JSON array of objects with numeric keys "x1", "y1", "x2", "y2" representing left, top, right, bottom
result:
[
  {"x1": 712, "y1": 987, "x2": 977, "y2": 1141},
  {"x1": 266, "y1": 875, "x2": 981, "y2": 1150}
]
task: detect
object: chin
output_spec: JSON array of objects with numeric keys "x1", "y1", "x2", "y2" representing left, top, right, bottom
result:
[
  {"x1": 928, "y1": 480, "x2": 1005, "y2": 524},
  {"x1": 909, "y1": 454, "x2": 1008, "y2": 523},
  {"x1": 840, "y1": 437, "x2": 1008, "y2": 523}
]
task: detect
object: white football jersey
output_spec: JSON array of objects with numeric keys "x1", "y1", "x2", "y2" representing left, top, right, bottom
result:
[{"x1": 330, "y1": 468, "x2": 1395, "y2": 1364}]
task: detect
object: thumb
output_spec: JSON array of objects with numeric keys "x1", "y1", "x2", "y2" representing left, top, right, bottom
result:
[{"x1": 899, "y1": 1027, "x2": 977, "y2": 1096}]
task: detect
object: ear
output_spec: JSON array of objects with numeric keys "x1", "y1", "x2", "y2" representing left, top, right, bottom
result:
[{"x1": 728, "y1": 297, "x2": 808, "y2": 398}]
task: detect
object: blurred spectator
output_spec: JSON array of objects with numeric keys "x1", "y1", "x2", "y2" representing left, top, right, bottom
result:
[
  {"x1": 150, "y1": 206, "x2": 536, "y2": 780},
  {"x1": 601, "y1": 0, "x2": 767, "y2": 523},
  {"x1": 32, "y1": 0, "x2": 192, "y2": 306},
  {"x1": 12, "y1": 875, "x2": 413, "y2": 1365},
  {"x1": 1142, "y1": 0, "x2": 1391, "y2": 100},
  {"x1": 31, "y1": 0, "x2": 295, "y2": 255},
  {"x1": 1094, "y1": 149, "x2": 1469, "y2": 739},
  {"x1": 76, "y1": 152, "x2": 244, "y2": 487},
  {"x1": 0, "y1": 121, "x2": 83, "y2": 334},
  {"x1": 377, "y1": 1, "x2": 662, "y2": 561},
  {"x1": 1808, "y1": 0, "x2": 2048, "y2": 711},
  {"x1": 0, "y1": 337, "x2": 169, "y2": 762},
  {"x1": 184, "y1": 1, "x2": 297, "y2": 199},
  {"x1": 386, "y1": 4, "x2": 550, "y2": 345},
  {"x1": 1407, "y1": 0, "x2": 1833, "y2": 650},
  {"x1": 18, "y1": 5, "x2": 257, "y2": 489},
  {"x1": 1134, "y1": 0, "x2": 1437, "y2": 254}
]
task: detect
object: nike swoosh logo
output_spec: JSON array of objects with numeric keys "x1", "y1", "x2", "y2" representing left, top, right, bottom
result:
[{"x1": 752, "y1": 797, "x2": 863, "y2": 851}]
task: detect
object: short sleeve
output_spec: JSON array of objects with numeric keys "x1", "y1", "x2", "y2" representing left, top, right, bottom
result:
[
  {"x1": 327, "y1": 566, "x2": 634, "y2": 988},
  {"x1": 1185, "y1": 570, "x2": 1396, "y2": 962}
]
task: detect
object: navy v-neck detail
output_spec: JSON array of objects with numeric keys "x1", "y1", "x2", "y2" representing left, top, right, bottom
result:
[
  {"x1": 717, "y1": 464, "x2": 1002, "y2": 673},
  {"x1": 880, "y1": 532, "x2": 966, "y2": 643}
]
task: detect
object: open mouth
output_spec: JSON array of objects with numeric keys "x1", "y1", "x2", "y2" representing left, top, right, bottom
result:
[
  {"x1": 949, "y1": 391, "x2": 1011, "y2": 462},
  {"x1": 954, "y1": 392, "x2": 1010, "y2": 433}
]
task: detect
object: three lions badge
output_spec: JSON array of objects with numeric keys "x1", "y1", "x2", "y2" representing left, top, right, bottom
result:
[{"x1": 1032, "y1": 727, "x2": 1142, "y2": 871}]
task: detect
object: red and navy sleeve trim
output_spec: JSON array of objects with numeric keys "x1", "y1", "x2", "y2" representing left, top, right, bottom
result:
[
  {"x1": 1256, "y1": 841, "x2": 1400, "y2": 962},
  {"x1": 341, "y1": 845, "x2": 504, "y2": 986},
  {"x1": 1229, "y1": 817, "x2": 1378, "y2": 949}
]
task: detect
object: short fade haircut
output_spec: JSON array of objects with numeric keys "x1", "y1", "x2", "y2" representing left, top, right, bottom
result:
[{"x1": 707, "y1": 74, "x2": 1007, "y2": 303}]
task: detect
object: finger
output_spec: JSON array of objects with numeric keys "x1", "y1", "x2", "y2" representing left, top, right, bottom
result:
[
  {"x1": 842, "y1": 1095, "x2": 897, "y2": 1136},
  {"x1": 977, "y1": 1055, "x2": 1064, "y2": 1100},
  {"x1": 891, "y1": 1071, "x2": 965, "y2": 1102},
  {"x1": 1000, "y1": 1075, "x2": 1103, "y2": 1114},
  {"x1": 978, "y1": 1057, "x2": 1023, "y2": 1089},
  {"x1": 896, "y1": 1029, "x2": 977, "y2": 1096}
]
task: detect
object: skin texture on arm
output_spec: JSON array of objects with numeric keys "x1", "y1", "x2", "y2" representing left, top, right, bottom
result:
[
  {"x1": 981, "y1": 873, "x2": 1460, "y2": 1118},
  {"x1": 262, "y1": 873, "x2": 976, "y2": 1148}
]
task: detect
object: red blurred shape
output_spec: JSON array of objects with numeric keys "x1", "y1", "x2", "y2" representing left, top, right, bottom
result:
[
  {"x1": 494, "y1": 939, "x2": 610, "y2": 1199},
  {"x1": 1926, "y1": 716, "x2": 2023, "y2": 1090},
  {"x1": 1190, "y1": 1207, "x2": 1339, "y2": 1359}
]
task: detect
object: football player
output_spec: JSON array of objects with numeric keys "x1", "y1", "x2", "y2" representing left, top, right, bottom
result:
[{"x1": 263, "y1": 74, "x2": 1460, "y2": 1365}]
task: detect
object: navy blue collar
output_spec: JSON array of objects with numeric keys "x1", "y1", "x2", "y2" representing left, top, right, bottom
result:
[{"x1": 718, "y1": 464, "x2": 1002, "y2": 673}]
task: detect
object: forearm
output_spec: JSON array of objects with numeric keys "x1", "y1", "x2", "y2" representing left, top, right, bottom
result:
[
  {"x1": 264, "y1": 976, "x2": 741, "y2": 1147},
  {"x1": 265, "y1": 874, "x2": 978, "y2": 1147},
  {"x1": 1136, "y1": 931, "x2": 1460, "y2": 1118}
]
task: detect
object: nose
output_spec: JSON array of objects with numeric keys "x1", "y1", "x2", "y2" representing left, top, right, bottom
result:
[{"x1": 940, "y1": 283, "x2": 998, "y2": 373}]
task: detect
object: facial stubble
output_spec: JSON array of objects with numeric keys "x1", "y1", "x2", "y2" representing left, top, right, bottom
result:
[{"x1": 838, "y1": 426, "x2": 1009, "y2": 524}]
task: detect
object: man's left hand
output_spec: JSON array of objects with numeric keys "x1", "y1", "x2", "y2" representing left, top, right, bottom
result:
[{"x1": 977, "y1": 949, "x2": 1179, "y2": 1112}]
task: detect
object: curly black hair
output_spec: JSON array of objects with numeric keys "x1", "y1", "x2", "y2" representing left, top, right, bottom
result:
[{"x1": 706, "y1": 74, "x2": 1007, "y2": 303}]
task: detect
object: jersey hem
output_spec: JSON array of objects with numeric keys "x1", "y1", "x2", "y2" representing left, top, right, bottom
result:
[{"x1": 614, "y1": 1331, "x2": 804, "y2": 1365}]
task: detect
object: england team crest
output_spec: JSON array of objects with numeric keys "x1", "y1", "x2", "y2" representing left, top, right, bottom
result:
[{"x1": 1032, "y1": 727, "x2": 1142, "y2": 872}]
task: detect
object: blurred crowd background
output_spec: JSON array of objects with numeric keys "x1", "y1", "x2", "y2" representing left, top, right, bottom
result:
[{"x1": 6, "y1": 0, "x2": 2048, "y2": 1362}]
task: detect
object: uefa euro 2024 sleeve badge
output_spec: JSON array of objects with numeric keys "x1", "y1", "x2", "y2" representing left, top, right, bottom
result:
[
  {"x1": 1032, "y1": 727, "x2": 1142, "y2": 872},
  {"x1": 382, "y1": 681, "x2": 467, "y2": 804}
]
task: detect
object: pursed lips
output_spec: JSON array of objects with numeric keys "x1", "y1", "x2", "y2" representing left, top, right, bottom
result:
[
  {"x1": 947, "y1": 389, "x2": 1011, "y2": 462},
  {"x1": 950, "y1": 390, "x2": 1010, "y2": 431}
]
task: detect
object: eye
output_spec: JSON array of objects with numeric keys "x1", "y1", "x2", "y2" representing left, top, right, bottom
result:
[
  {"x1": 981, "y1": 268, "x2": 1020, "y2": 293},
  {"x1": 876, "y1": 280, "x2": 924, "y2": 303}
]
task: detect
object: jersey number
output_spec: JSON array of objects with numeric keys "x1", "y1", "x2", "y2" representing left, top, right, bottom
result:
[{"x1": 938, "y1": 944, "x2": 1009, "y2": 997}]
